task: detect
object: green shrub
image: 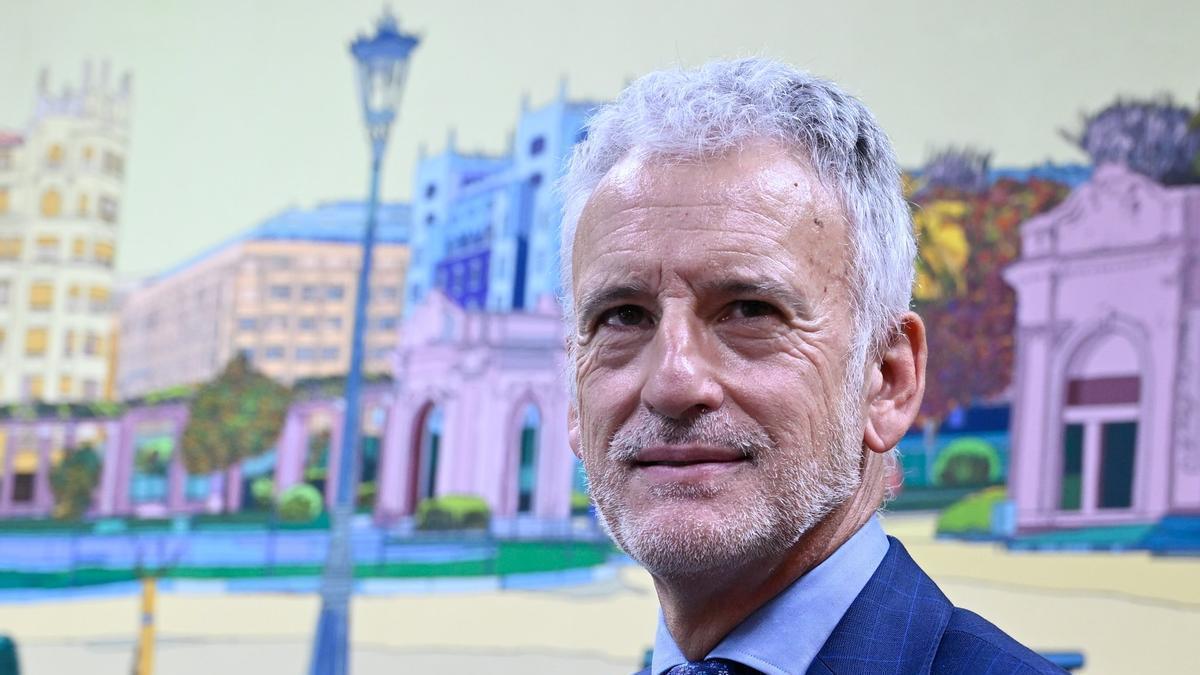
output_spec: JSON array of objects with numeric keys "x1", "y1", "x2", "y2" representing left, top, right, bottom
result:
[
  {"x1": 415, "y1": 494, "x2": 490, "y2": 531},
  {"x1": 250, "y1": 477, "x2": 275, "y2": 508},
  {"x1": 937, "y1": 486, "x2": 1007, "y2": 535},
  {"x1": 570, "y1": 491, "x2": 592, "y2": 515},
  {"x1": 933, "y1": 437, "x2": 1002, "y2": 487},
  {"x1": 356, "y1": 482, "x2": 377, "y2": 509},
  {"x1": 276, "y1": 484, "x2": 323, "y2": 523}
]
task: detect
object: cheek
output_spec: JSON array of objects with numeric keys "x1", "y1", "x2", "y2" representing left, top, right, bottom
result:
[{"x1": 576, "y1": 351, "x2": 644, "y2": 455}]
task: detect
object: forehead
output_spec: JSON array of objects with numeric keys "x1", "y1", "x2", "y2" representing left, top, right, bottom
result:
[{"x1": 572, "y1": 140, "x2": 850, "y2": 291}]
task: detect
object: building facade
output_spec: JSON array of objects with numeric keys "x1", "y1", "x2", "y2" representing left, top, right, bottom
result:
[
  {"x1": 405, "y1": 89, "x2": 597, "y2": 316},
  {"x1": 1005, "y1": 164, "x2": 1200, "y2": 532},
  {"x1": 116, "y1": 201, "x2": 410, "y2": 397},
  {"x1": 0, "y1": 64, "x2": 131, "y2": 403}
]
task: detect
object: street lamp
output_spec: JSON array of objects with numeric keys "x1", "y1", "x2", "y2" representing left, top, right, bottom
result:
[{"x1": 309, "y1": 11, "x2": 418, "y2": 675}]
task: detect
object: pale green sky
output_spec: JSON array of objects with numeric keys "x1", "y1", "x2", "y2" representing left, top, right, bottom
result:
[{"x1": 3, "y1": 0, "x2": 1199, "y2": 279}]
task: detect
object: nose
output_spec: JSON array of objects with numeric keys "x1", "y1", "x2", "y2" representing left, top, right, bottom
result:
[{"x1": 640, "y1": 310, "x2": 724, "y2": 420}]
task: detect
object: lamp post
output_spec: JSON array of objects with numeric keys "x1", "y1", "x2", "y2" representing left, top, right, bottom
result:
[{"x1": 309, "y1": 11, "x2": 418, "y2": 675}]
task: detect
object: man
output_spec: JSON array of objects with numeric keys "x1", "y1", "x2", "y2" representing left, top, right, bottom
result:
[{"x1": 560, "y1": 59, "x2": 1063, "y2": 674}]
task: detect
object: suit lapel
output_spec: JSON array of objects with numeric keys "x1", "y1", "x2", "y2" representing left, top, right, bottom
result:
[{"x1": 806, "y1": 537, "x2": 953, "y2": 675}]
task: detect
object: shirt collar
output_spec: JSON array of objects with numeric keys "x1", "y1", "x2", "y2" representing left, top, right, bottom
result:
[{"x1": 650, "y1": 514, "x2": 889, "y2": 675}]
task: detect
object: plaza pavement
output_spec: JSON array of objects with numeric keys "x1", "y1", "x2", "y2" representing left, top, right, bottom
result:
[{"x1": 1, "y1": 512, "x2": 1197, "y2": 674}]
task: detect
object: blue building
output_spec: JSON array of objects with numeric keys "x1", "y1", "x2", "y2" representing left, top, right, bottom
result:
[{"x1": 405, "y1": 89, "x2": 598, "y2": 315}]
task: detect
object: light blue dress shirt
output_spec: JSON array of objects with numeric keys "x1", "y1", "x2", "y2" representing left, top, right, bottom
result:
[{"x1": 649, "y1": 515, "x2": 890, "y2": 675}]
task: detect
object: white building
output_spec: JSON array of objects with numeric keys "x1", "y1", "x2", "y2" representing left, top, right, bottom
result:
[{"x1": 0, "y1": 64, "x2": 131, "y2": 403}]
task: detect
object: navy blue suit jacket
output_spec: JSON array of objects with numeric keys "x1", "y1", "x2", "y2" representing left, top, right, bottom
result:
[{"x1": 639, "y1": 537, "x2": 1064, "y2": 674}]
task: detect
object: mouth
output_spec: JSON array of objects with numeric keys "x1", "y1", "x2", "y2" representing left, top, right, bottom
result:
[{"x1": 630, "y1": 446, "x2": 749, "y2": 481}]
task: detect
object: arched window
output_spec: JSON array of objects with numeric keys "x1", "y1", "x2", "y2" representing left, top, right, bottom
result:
[
  {"x1": 46, "y1": 144, "x2": 64, "y2": 167},
  {"x1": 1059, "y1": 332, "x2": 1141, "y2": 513},
  {"x1": 416, "y1": 405, "x2": 443, "y2": 502},
  {"x1": 40, "y1": 189, "x2": 62, "y2": 217},
  {"x1": 517, "y1": 404, "x2": 539, "y2": 514}
]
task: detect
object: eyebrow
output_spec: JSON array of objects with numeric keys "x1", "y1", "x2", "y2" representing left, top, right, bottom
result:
[
  {"x1": 696, "y1": 278, "x2": 814, "y2": 318},
  {"x1": 575, "y1": 276, "x2": 813, "y2": 328},
  {"x1": 576, "y1": 280, "x2": 653, "y2": 328}
]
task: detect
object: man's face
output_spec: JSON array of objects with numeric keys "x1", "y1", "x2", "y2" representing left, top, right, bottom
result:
[{"x1": 570, "y1": 140, "x2": 867, "y2": 576}]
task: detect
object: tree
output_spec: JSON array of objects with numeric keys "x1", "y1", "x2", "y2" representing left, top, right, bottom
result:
[
  {"x1": 1064, "y1": 96, "x2": 1200, "y2": 185},
  {"x1": 49, "y1": 443, "x2": 102, "y2": 519},
  {"x1": 180, "y1": 353, "x2": 291, "y2": 512},
  {"x1": 914, "y1": 178, "x2": 1069, "y2": 425}
]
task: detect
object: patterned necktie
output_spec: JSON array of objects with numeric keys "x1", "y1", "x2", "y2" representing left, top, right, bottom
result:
[{"x1": 666, "y1": 659, "x2": 758, "y2": 674}]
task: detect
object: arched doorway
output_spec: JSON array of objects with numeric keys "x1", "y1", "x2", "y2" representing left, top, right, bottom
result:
[
  {"x1": 1058, "y1": 332, "x2": 1142, "y2": 513},
  {"x1": 514, "y1": 404, "x2": 540, "y2": 515},
  {"x1": 407, "y1": 403, "x2": 443, "y2": 513}
]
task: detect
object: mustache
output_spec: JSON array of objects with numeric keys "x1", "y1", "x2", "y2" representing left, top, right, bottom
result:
[{"x1": 607, "y1": 409, "x2": 775, "y2": 462}]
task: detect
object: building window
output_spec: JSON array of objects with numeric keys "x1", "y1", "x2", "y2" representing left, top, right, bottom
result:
[
  {"x1": 89, "y1": 285, "x2": 110, "y2": 313},
  {"x1": 29, "y1": 282, "x2": 53, "y2": 311},
  {"x1": 46, "y1": 143, "x2": 64, "y2": 168},
  {"x1": 82, "y1": 379, "x2": 99, "y2": 399},
  {"x1": 71, "y1": 237, "x2": 86, "y2": 260},
  {"x1": 326, "y1": 317, "x2": 343, "y2": 331},
  {"x1": 0, "y1": 328, "x2": 6, "y2": 352},
  {"x1": 238, "y1": 317, "x2": 257, "y2": 331},
  {"x1": 0, "y1": 187, "x2": 9, "y2": 214},
  {"x1": 372, "y1": 317, "x2": 398, "y2": 331},
  {"x1": 529, "y1": 136, "x2": 545, "y2": 156},
  {"x1": 76, "y1": 193, "x2": 89, "y2": 216},
  {"x1": 268, "y1": 285, "x2": 292, "y2": 300},
  {"x1": 425, "y1": 183, "x2": 437, "y2": 199},
  {"x1": 295, "y1": 317, "x2": 316, "y2": 331},
  {"x1": 301, "y1": 285, "x2": 320, "y2": 301},
  {"x1": 424, "y1": 213, "x2": 435, "y2": 226},
  {"x1": 41, "y1": 189, "x2": 62, "y2": 217},
  {"x1": 59, "y1": 375, "x2": 73, "y2": 397},
  {"x1": 296, "y1": 347, "x2": 318, "y2": 361},
  {"x1": 25, "y1": 328, "x2": 48, "y2": 356},
  {"x1": 67, "y1": 284, "x2": 81, "y2": 312},
  {"x1": 12, "y1": 473, "x2": 35, "y2": 502},
  {"x1": 34, "y1": 235, "x2": 59, "y2": 262},
  {"x1": 0, "y1": 238, "x2": 19, "y2": 260},
  {"x1": 0, "y1": 280, "x2": 9, "y2": 306},
  {"x1": 83, "y1": 332, "x2": 101, "y2": 356},
  {"x1": 102, "y1": 151, "x2": 125, "y2": 178},
  {"x1": 98, "y1": 195, "x2": 118, "y2": 223},
  {"x1": 83, "y1": 146, "x2": 94, "y2": 164},
  {"x1": 63, "y1": 329, "x2": 75, "y2": 356},
  {"x1": 529, "y1": 172, "x2": 543, "y2": 187},
  {"x1": 321, "y1": 346, "x2": 339, "y2": 360},
  {"x1": 94, "y1": 241, "x2": 114, "y2": 266},
  {"x1": 264, "y1": 345, "x2": 285, "y2": 360},
  {"x1": 325, "y1": 285, "x2": 345, "y2": 300}
]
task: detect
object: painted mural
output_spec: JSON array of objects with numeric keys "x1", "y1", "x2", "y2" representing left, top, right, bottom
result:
[{"x1": 1, "y1": 3, "x2": 1198, "y2": 674}]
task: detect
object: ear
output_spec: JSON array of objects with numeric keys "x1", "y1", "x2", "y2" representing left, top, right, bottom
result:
[
  {"x1": 568, "y1": 401, "x2": 583, "y2": 459},
  {"x1": 863, "y1": 312, "x2": 927, "y2": 454}
]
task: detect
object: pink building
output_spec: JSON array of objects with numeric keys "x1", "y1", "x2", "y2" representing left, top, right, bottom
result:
[
  {"x1": 0, "y1": 292, "x2": 577, "y2": 527},
  {"x1": 1005, "y1": 164, "x2": 1200, "y2": 532}
]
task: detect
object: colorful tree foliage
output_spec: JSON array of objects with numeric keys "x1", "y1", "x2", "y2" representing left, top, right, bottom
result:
[
  {"x1": 912, "y1": 177, "x2": 1069, "y2": 424},
  {"x1": 49, "y1": 443, "x2": 102, "y2": 519},
  {"x1": 180, "y1": 353, "x2": 292, "y2": 511}
]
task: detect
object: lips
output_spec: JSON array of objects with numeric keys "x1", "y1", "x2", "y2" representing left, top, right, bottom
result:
[{"x1": 631, "y1": 445, "x2": 749, "y2": 482}]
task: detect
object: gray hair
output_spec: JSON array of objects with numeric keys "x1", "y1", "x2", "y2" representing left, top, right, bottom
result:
[{"x1": 557, "y1": 58, "x2": 915, "y2": 373}]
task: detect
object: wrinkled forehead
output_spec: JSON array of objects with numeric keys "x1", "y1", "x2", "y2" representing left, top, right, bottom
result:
[{"x1": 571, "y1": 140, "x2": 848, "y2": 281}]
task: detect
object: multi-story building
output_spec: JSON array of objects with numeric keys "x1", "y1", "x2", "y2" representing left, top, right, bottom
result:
[
  {"x1": 0, "y1": 64, "x2": 131, "y2": 403},
  {"x1": 117, "y1": 201, "x2": 409, "y2": 397},
  {"x1": 405, "y1": 88, "x2": 598, "y2": 315}
]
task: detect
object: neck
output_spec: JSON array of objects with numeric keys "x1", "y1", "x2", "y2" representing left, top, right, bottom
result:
[{"x1": 652, "y1": 458, "x2": 887, "y2": 661}]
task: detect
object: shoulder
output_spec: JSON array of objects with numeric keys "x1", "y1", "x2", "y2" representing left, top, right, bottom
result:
[{"x1": 931, "y1": 608, "x2": 1066, "y2": 674}]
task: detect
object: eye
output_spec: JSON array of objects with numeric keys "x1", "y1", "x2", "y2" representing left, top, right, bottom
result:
[
  {"x1": 598, "y1": 305, "x2": 652, "y2": 330},
  {"x1": 724, "y1": 300, "x2": 779, "y2": 320}
]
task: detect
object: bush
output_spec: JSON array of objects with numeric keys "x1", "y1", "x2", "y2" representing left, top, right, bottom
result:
[
  {"x1": 276, "y1": 484, "x2": 323, "y2": 523},
  {"x1": 250, "y1": 477, "x2": 274, "y2": 508},
  {"x1": 356, "y1": 482, "x2": 377, "y2": 509},
  {"x1": 937, "y1": 486, "x2": 1007, "y2": 535},
  {"x1": 415, "y1": 494, "x2": 490, "y2": 531},
  {"x1": 570, "y1": 491, "x2": 592, "y2": 515},
  {"x1": 933, "y1": 437, "x2": 1001, "y2": 487}
]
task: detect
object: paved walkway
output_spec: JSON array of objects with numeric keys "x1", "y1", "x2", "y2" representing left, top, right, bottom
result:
[{"x1": 2, "y1": 513, "x2": 1197, "y2": 674}]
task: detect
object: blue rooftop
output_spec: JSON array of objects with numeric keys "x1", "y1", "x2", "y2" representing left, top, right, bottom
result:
[
  {"x1": 249, "y1": 200, "x2": 410, "y2": 244},
  {"x1": 148, "y1": 200, "x2": 409, "y2": 283}
]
